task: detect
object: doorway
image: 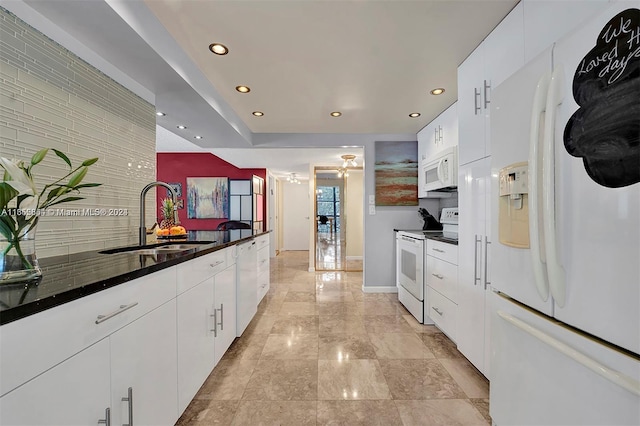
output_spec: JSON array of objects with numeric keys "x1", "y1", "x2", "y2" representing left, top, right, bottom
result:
[{"x1": 314, "y1": 168, "x2": 363, "y2": 271}]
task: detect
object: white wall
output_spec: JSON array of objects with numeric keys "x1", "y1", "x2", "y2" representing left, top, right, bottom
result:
[
  {"x1": 254, "y1": 133, "x2": 444, "y2": 288},
  {"x1": 0, "y1": 7, "x2": 156, "y2": 257}
]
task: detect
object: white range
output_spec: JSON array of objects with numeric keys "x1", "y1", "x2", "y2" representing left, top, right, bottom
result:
[{"x1": 395, "y1": 208, "x2": 458, "y2": 324}]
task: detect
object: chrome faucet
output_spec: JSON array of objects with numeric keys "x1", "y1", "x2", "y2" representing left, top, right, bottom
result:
[{"x1": 139, "y1": 181, "x2": 180, "y2": 245}]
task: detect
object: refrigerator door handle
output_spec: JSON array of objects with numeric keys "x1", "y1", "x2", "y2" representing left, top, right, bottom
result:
[
  {"x1": 542, "y1": 65, "x2": 566, "y2": 307},
  {"x1": 528, "y1": 69, "x2": 552, "y2": 302},
  {"x1": 497, "y1": 311, "x2": 640, "y2": 397}
]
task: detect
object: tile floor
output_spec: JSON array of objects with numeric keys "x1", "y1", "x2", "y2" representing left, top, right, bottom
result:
[{"x1": 176, "y1": 251, "x2": 490, "y2": 426}]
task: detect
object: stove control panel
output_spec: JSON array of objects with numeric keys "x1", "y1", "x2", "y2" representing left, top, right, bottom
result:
[{"x1": 440, "y1": 208, "x2": 459, "y2": 225}]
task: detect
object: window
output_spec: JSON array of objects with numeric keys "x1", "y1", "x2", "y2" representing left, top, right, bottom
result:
[{"x1": 317, "y1": 186, "x2": 340, "y2": 232}]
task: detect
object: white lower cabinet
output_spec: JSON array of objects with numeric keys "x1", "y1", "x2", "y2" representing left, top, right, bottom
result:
[
  {"x1": 110, "y1": 300, "x2": 178, "y2": 426},
  {"x1": 425, "y1": 240, "x2": 458, "y2": 341},
  {"x1": 0, "y1": 339, "x2": 111, "y2": 426},
  {"x1": 177, "y1": 278, "x2": 216, "y2": 413},
  {"x1": 177, "y1": 261, "x2": 237, "y2": 412},
  {"x1": 214, "y1": 265, "x2": 237, "y2": 364},
  {"x1": 0, "y1": 238, "x2": 265, "y2": 425},
  {"x1": 457, "y1": 157, "x2": 491, "y2": 377},
  {"x1": 256, "y1": 236, "x2": 270, "y2": 302}
]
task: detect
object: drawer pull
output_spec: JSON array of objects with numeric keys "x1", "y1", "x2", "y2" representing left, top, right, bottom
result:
[
  {"x1": 432, "y1": 307, "x2": 443, "y2": 316},
  {"x1": 210, "y1": 260, "x2": 224, "y2": 268},
  {"x1": 98, "y1": 407, "x2": 110, "y2": 426},
  {"x1": 432, "y1": 248, "x2": 445, "y2": 253},
  {"x1": 431, "y1": 273, "x2": 444, "y2": 280},
  {"x1": 95, "y1": 302, "x2": 138, "y2": 324}
]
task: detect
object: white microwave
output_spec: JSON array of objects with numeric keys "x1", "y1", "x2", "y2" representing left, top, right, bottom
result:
[{"x1": 422, "y1": 146, "x2": 458, "y2": 192}]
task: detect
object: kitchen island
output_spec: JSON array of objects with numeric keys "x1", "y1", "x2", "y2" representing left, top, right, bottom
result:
[{"x1": 0, "y1": 229, "x2": 270, "y2": 426}]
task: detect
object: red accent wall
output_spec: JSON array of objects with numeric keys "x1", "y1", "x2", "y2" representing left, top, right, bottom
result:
[{"x1": 156, "y1": 152, "x2": 267, "y2": 231}]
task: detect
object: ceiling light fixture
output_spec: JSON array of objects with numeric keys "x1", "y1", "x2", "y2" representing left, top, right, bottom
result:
[
  {"x1": 341, "y1": 154, "x2": 357, "y2": 168},
  {"x1": 177, "y1": 125, "x2": 187, "y2": 129},
  {"x1": 337, "y1": 154, "x2": 357, "y2": 178},
  {"x1": 194, "y1": 135, "x2": 203, "y2": 139},
  {"x1": 252, "y1": 111, "x2": 264, "y2": 117},
  {"x1": 208, "y1": 43, "x2": 228, "y2": 55},
  {"x1": 409, "y1": 112, "x2": 421, "y2": 118},
  {"x1": 330, "y1": 111, "x2": 342, "y2": 117},
  {"x1": 236, "y1": 85, "x2": 250, "y2": 93},
  {"x1": 156, "y1": 111, "x2": 166, "y2": 116},
  {"x1": 286, "y1": 173, "x2": 301, "y2": 184},
  {"x1": 430, "y1": 88, "x2": 445, "y2": 95}
]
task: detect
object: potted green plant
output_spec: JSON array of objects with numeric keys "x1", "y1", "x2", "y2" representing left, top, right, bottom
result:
[{"x1": 0, "y1": 149, "x2": 101, "y2": 284}]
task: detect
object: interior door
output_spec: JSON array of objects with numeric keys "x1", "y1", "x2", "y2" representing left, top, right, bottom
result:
[{"x1": 283, "y1": 181, "x2": 310, "y2": 251}]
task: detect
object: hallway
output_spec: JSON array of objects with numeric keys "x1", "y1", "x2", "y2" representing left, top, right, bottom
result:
[{"x1": 177, "y1": 251, "x2": 490, "y2": 425}]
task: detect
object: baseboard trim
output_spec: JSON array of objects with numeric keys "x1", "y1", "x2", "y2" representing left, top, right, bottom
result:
[
  {"x1": 361, "y1": 285, "x2": 398, "y2": 293},
  {"x1": 345, "y1": 256, "x2": 363, "y2": 261}
]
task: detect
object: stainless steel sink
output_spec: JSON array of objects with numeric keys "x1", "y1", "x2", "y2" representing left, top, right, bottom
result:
[
  {"x1": 157, "y1": 244, "x2": 207, "y2": 250},
  {"x1": 99, "y1": 241, "x2": 215, "y2": 255},
  {"x1": 126, "y1": 248, "x2": 186, "y2": 256}
]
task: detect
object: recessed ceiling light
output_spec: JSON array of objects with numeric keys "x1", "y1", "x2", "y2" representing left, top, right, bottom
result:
[
  {"x1": 330, "y1": 111, "x2": 342, "y2": 117},
  {"x1": 236, "y1": 86, "x2": 250, "y2": 93},
  {"x1": 409, "y1": 112, "x2": 421, "y2": 118},
  {"x1": 156, "y1": 111, "x2": 166, "y2": 116},
  {"x1": 208, "y1": 43, "x2": 228, "y2": 55},
  {"x1": 194, "y1": 135, "x2": 203, "y2": 139},
  {"x1": 430, "y1": 88, "x2": 445, "y2": 95},
  {"x1": 177, "y1": 125, "x2": 187, "y2": 130},
  {"x1": 252, "y1": 111, "x2": 264, "y2": 117}
]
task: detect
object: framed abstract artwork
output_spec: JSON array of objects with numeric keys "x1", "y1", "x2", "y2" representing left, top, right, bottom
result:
[
  {"x1": 186, "y1": 177, "x2": 229, "y2": 219},
  {"x1": 374, "y1": 141, "x2": 418, "y2": 206}
]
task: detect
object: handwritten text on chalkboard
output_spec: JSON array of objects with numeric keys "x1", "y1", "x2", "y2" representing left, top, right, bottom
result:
[{"x1": 564, "y1": 8, "x2": 640, "y2": 188}]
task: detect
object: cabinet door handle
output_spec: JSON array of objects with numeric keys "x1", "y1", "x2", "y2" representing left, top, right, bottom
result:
[
  {"x1": 210, "y1": 260, "x2": 224, "y2": 268},
  {"x1": 95, "y1": 302, "x2": 138, "y2": 324},
  {"x1": 121, "y1": 387, "x2": 133, "y2": 426},
  {"x1": 439, "y1": 125, "x2": 443, "y2": 142},
  {"x1": 431, "y1": 273, "x2": 444, "y2": 280},
  {"x1": 484, "y1": 237, "x2": 491, "y2": 289},
  {"x1": 432, "y1": 248, "x2": 445, "y2": 253},
  {"x1": 98, "y1": 407, "x2": 110, "y2": 426},
  {"x1": 474, "y1": 88, "x2": 481, "y2": 115},
  {"x1": 484, "y1": 79, "x2": 491, "y2": 109},
  {"x1": 210, "y1": 309, "x2": 218, "y2": 337},
  {"x1": 432, "y1": 307, "x2": 443, "y2": 316},
  {"x1": 434, "y1": 127, "x2": 438, "y2": 144},
  {"x1": 217, "y1": 303, "x2": 224, "y2": 330},
  {"x1": 474, "y1": 235, "x2": 482, "y2": 285}
]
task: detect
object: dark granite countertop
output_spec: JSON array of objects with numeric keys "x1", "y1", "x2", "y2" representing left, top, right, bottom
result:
[{"x1": 0, "y1": 230, "x2": 269, "y2": 326}]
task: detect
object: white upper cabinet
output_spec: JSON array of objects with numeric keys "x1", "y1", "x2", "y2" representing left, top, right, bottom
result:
[
  {"x1": 523, "y1": 0, "x2": 611, "y2": 62},
  {"x1": 417, "y1": 102, "x2": 458, "y2": 198},
  {"x1": 458, "y1": 2, "x2": 524, "y2": 166}
]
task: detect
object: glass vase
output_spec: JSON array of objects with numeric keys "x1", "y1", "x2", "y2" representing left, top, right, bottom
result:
[{"x1": 0, "y1": 222, "x2": 42, "y2": 285}]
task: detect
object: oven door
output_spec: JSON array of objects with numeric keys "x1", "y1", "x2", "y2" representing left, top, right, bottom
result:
[{"x1": 395, "y1": 233, "x2": 424, "y2": 301}]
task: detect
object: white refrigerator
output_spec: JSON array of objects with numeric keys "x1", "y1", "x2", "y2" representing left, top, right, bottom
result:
[{"x1": 489, "y1": 1, "x2": 640, "y2": 425}]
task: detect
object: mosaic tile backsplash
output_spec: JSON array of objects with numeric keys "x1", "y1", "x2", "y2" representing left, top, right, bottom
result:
[{"x1": 0, "y1": 7, "x2": 157, "y2": 257}]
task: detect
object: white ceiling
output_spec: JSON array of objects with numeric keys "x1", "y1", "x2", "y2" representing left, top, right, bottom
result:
[
  {"x1": 12, "y1": 0, "x2": 519, "y2": 178},
  {"x1": 144, "y1": 0, "x2": 518, "y2": 134}
]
